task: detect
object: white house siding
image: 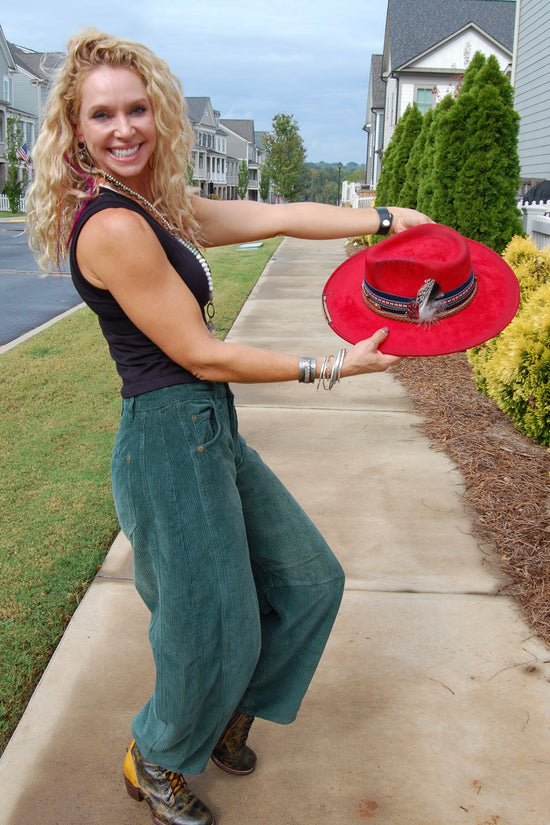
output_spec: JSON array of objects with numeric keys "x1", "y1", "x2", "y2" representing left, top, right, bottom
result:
[
  {"x1": 513, "y1": 0, "x2": 550, "y2": 181},
  {"x1": 369, "y1": 110, "x2": 384, "y2": 187},
  {"x1": 400, "y1": 84, "x2": 415, "y2": 116},
  {"x1": 411, "y1": 28, "x2": 511, "y2": 73},
  {"x1": 383, "y1": 76, "x2": 399, "y2": 145},
  {"x1": 382, "y1": 24, "x2": 513, "y2": 153}
]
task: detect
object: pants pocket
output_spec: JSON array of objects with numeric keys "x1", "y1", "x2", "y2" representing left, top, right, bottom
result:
[{"x1": 110, "y1": 456, "x2": 137, "y2": 539}]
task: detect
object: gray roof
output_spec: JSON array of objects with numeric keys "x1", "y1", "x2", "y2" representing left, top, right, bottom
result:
[
  {"x1": 185, "y1": 97, "x2": 210, "y2": 124},
  {"x1": 370, "y1": 54, "x2": 385, "y2": 109},
  {"x1": 8, "y1": 42, "x2": 63, "y2": 80},
  {"x1": 220, "y1": 119, "x2": 255, "y2": 143},
  {"x1": 387, "y1": 0, "x2": 516, "y2": 71}
]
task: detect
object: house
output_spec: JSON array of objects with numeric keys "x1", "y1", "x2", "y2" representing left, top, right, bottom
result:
[
  {"x1": 364, "y1": 0, "x2": 516, "y2": 189},
  {"x1": 512, "y1": 0, "x2": 550, "y2": 248},
  {"x1": 363, "y1": 54, "x2": 385, "y2": 190},
  {"x1": 512, "y1": 0, "x2": 550, "y2": 187},
  {"x1": 9, "y1": 42, "x2": 63, "y2": 127},
  {"x1": 0, "y1": 26, "x2": 19, "y2": 188},
  {"x1": 219, "y1": 119, "x2": 264, "y2": 201},
  {"x1": 185, "y1": 96, "x2": 229, "y2": 199},
  {"x1": 185, "y1": 100, "x2": 266, "y2": 200},
  {"x1": 0, "y1": 25, "x2": 62, "y2": 188}
]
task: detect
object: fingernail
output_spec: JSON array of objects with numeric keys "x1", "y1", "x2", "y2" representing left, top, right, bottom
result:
[{"x1": 382, "y1": 326, "x2": 389, "y2": 335}]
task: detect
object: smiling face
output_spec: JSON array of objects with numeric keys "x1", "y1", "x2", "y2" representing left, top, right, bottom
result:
[{"x1": 76, "y1": 65, "x2": 157, "y2": 196}]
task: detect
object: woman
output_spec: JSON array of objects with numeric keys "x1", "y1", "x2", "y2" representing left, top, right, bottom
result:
[{"x1": 27, "y1": 29, "x2": 432, "y2": 825}]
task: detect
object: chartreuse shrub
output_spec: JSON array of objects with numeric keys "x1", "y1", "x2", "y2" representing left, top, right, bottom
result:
[
  {"x1": 468, "y1": 236, "x2": 550, "y2": 445},
  {"x1": 501, "y1": 235, "x2": 550, "y2": 299}
]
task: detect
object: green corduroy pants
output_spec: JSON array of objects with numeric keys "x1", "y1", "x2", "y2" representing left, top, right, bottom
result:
[{"x1": 111, "y1": 381, "x2": 345, "y2": 774}]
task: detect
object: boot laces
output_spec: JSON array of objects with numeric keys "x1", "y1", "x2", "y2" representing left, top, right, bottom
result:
[
  {"x1": 150, "y1": 767, "x2": 186, "y2": 803},
  {"x1": 165, "y1": 770, "x2": 186, "y2": 796}
]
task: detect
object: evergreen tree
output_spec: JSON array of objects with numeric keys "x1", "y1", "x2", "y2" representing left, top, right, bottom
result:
[
  {"x1": 460, "y1": 50, "x2": 487, "y2": 95},
  {"x1": 375, "y1": 104, "x2": 421, "y2": 206},
  {"x1": 392, "y1": 104, "x2": 423, "y2": 205},
  {"x1": 416, "y1": 95, "x2": 454, "y2": 216},
  {"x1": 400, "y1": 108, "x2": 434, "y2": 209},
  {"x1": 373, "y1": 118, "x2": 401, "y2": 206},
  {"x1": 263, "y1": 113, "x2": 307, "y2": 202},
  {"x1": 430, "y1": 91, "x2": 477, "y2": 226},
  {"x1": 454, "y1": 82, "x2": 523, "y2": 251},
  {"x1": 467, "y1": 53, "x2": 514, "y2": 107}
]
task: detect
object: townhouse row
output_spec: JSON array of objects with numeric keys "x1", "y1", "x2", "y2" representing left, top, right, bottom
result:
[{"x1": 0, "y1": 26, "x2": 268, "y2": 202}]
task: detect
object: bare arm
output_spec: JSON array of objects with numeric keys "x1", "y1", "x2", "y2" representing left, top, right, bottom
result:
[
  {"x1": 192, "y1": 196, "x2": 433, "y2": 248},
  {"x1": 76, "y1": 209, "x2": 399, "y2": 384}
]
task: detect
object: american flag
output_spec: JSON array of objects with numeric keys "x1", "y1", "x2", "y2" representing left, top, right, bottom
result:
[{"x1": 16, "y1": 143, "x2": 28, "y2": 162}]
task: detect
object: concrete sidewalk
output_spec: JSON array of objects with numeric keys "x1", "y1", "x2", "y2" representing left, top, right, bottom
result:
[{"x1": 1, "y1": 237, "x2": 550, "y2": 825}]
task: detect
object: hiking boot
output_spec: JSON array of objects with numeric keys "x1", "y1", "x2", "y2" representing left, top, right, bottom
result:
[
  {"x1": 123, "y1": 739, "x2": 214, "y2": 825},
  {"x1": 211, "y1": 711, "x2": 256, "y2": 775}
]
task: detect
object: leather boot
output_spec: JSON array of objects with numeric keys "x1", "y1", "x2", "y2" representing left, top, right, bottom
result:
[
  {"x1": 123, "y1": 740, "x2": 214, "y2": 825},
  {"x1": 211, "y1": 711, "x2": 257, "y2": 775}
]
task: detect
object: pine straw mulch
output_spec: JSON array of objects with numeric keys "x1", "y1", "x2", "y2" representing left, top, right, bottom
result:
[{"x1": 390, "y1": 353, "x2": 550, "y2": 646}]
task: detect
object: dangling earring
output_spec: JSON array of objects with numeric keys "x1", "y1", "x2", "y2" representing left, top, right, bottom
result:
[
  {"x1": 66, "y1": 140, "x2": 95, "y2": 183},
  {"x1": 77, "y1": 140, "x2": 94, "y2": 172}
]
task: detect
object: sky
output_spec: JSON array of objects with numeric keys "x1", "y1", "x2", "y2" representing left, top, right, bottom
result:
[{"x1": 0, "y1": 0, "x2": 388, "y2": 164}]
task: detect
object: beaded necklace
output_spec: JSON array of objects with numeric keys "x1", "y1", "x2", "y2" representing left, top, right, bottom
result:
[{"x1": 96, "y1": 170, "x2": 215, "y2": 329}]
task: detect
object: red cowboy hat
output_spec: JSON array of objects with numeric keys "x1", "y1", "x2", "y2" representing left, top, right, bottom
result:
[{"x1": 322, "y1": 223, "x2": 520, "y2": 356}]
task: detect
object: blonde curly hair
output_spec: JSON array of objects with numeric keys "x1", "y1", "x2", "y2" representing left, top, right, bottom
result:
[{"x1": 27, "y1": 28, "x2": 200, "y2": 272}]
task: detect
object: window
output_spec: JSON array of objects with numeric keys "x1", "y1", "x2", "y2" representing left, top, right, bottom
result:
[
  {"x1": 2, "y1": 76, "x2": 9, "y2": 103},
  {"x1": 416, "y1": 88, "x2": 433, "y2": 115}
]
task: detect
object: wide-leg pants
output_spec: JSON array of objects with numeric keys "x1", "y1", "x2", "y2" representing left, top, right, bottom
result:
[{"x1": 111, "y1": 382, "x2": 345, "y2": 775}]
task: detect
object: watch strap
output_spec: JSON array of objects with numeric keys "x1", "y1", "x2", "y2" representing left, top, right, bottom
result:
[{"x1": 375, "y1": 206, "x2": 393, "y2": 235}]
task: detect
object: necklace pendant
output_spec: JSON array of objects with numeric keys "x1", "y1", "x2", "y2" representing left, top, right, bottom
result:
[{"x1": 205, "y1": 299, "x2": 215, "y2": 333}]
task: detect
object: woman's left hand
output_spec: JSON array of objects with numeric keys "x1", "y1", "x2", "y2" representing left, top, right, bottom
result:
[{"x1": 388, "y1": 207, "x2": 435, "y2": 234}]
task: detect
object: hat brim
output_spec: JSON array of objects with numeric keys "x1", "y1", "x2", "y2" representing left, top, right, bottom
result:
[{"x1": 322, "y1": 236, "x2": 520, "y2": 356}]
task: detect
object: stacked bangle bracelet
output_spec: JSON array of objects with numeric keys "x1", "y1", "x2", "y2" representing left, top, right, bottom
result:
[
  {"x1": 299, "y1": 356, "x2": 317, "y2": 383},
  {"x1": 298, "y1": 350, "x2": 347, "y2": 390}
]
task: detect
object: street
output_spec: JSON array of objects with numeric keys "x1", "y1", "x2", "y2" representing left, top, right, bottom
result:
[{"x1": 0, "y1": 219, "x2": 82, "y2": 347}]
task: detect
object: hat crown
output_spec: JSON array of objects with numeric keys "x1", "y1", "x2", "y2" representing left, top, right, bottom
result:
[{"x1": 365, "y1": 224, "x2": 471, "y2": 298}]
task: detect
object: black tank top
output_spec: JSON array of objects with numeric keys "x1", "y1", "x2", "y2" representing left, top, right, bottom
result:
[{"x1": 70, "y1": 188, "x2": 209, "y2": 397}]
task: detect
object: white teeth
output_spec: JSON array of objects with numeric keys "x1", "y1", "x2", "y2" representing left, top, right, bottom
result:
[{"x1": 110, "y1": 145, "x2": 140, "y2": 158}]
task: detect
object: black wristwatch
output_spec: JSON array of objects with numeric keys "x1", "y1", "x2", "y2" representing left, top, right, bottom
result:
[{"x1": 375, "y1": 206, "x2": 393, "y2": 235}]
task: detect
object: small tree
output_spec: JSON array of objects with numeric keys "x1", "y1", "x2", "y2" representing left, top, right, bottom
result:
[
  {"x1": 416, "y1": 95, "x2": 455, "y2": 216},
  {"x1": 400, "y1": 108, "x2": 433, "y2": 208},
  {"x1": 3, "y1": 116, "x2": 28, "y2": 213},
  {"x1": 259, "y1": 166, "x2": 271, "y2": 201},
  {"x1": 375, "y1": 104, "x2": 421, "y2": 206},
  {"x1": 454, "y1": 81, "x2": 523, "y2": 250},
  {"x1": 460, "y1": 50, "x2": 487, "y2": 95},
  {"x1": 263, "y1": 113, "x2": 306, "y2": 202},
  {"x1": 430, "y1": 92, "x2": 476, "y2": 226},
  {"x1": 236, "y1": 159, "x2": 249, "y2": 200}
]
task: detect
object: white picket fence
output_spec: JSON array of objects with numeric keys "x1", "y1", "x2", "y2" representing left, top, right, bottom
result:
[
  {"x1": 517, "y1": 200, "x2": 550, "y2": 250},
  {"x1": 0, "y1": 193, "x2": 27, "y2": 212},
  {"x1": 341, "y1": 181, "x2": 375, "y2": 209}
]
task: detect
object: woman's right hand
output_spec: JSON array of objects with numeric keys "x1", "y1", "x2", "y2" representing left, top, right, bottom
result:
[{"x1": 343, "y1": 327, "x2": 401, "y2": 376}]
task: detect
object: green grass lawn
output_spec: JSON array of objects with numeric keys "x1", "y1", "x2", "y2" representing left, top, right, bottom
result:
[{"x1": 0, "y1": 235, "x2": 282, "y2": 754}]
